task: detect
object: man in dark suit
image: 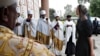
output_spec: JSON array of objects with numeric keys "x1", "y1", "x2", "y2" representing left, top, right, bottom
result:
[{"x1": 93, "y1": 18, "x2": 99, "y2": 36}]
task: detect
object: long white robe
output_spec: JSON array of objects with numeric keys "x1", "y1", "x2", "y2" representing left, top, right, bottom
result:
[
  {"x1": 51, "y1": 20, "x2": 64, "y2": 55},
  {"x1": 23, "y1": 19, "x2": 37, "y2": 38},
  {"x1": 36, "y1": 18, "x2": 51, "y2": 47},
  {"x1": 64, "y1": 20, "x2": 76, "y2": 45},
  {"x1": 14, "y1": 16, "x2": 24, "y2": 36},
  {"x1": 51, "y1": 20, "x2": 64, "y2": 41}
]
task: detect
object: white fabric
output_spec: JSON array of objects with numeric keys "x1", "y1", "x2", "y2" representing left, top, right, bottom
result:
[
  {"x1": 37, "y1": 18, "x2": 51, "y2": 36},
  {"x1": 28, "y1": 10, "x2": 33, "y2": 14},
  {"x1": 14, "y1": 16, "x2": 24, "y2": 35},
  {"x1": 36, "y1": 18, "x2": 51, "y2": 47},
  {"x1": 23, "y1": 19, "x2": 37, "y2": 37},
  {"x1": 16, "y1": 7, "x2": 20, "y2": 13},
  {"x1": 51, "y1": 20, "x2": 64, "y2": 40},
  {"x1": 0, "y1": 0, "x2": 17, "y2": 7},
  {"x1": 8, "y1": 36, "x2": 27, "y2": 55},
  {"x1": 40, "y1": 10, "x2": 46, "y2": 15},
  {"x1": 54, "y1": 49, "x2": 62, "y2": 55},
  {"x1": 64, "y1": 20, "x2": 76, "y2": 45},
  {"x1": 51, "y1": 20, "x2": 64, "y2": 55}
]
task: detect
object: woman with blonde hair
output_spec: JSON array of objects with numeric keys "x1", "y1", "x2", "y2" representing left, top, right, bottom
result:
[{"x1": 75, "y1": 5, "x2": 95, "y2": 56}]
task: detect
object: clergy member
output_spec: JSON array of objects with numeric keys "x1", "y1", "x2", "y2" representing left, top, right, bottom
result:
[
  {"x1": 36, "y1": 10, "x2": 51, "y2": 48},
  {"x1": 14, "y1": 7, "x2": 24, "y2": 36},
  {"x1": 51, "y1": 13, "x2": 64, "y2": 56},
  {"x1": 0, "y1": 0, "x2": 55, "y2": 56},
  {"x1": 23, "y1": 10, "x2": 37, "y2": 39},
  {"x1": 64, "y1": 15, "x2": 76, "y2": 56}
]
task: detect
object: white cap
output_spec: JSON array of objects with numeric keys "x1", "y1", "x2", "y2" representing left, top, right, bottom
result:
[
  {"x1": 28, "y1": 10, "x2": 33, "y2": 14},
  {"x1": 0, "y1": 0, "x2": 17, "y2": 7},
  {"x1": 40, "y1": 10, "x2": 46, "y2": 15},
  {"x1": 54, "y1": 13, "x2": 59, "y2": 17},
  {"x1": 16, "y1": 7, "x2": 20, "y2": 13}
]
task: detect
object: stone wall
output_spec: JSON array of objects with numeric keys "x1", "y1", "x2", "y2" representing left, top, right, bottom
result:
[{"x1": 17, "y1": 0, "x2": 39, "y2": 20}]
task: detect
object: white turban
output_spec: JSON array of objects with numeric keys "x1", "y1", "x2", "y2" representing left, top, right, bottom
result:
[
  {"x1": 0, "y1": 0, "x2": 17, "y2": 7},
  {"x1": 54, "y1": 13, "x2": 59, "y2": 17},
  {"x1": 16, "y1": 7, "x2": 20, "y2": 13},
  {"x1": 40, "y1": 10, "x2": 46, "y2": 15},
  {"x1": 28, "y1": 10, "x2": 33, "y2": 14}
]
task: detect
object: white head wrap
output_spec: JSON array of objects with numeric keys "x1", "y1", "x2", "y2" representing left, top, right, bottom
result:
[
  {"x1": 28, "y1": 10, "x2": 33, "y2": 14},
  {"x1": 40, "y1": 10, "x2": 46, "y2": 15},
  {"x1": 16, "y1": 7, "x2": 20, "y2": 13},
  {"x1": 54, "y1": 13, "x2": 59, "y2": 17}
]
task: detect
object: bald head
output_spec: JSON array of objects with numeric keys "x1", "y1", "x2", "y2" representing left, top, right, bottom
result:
[
  {"x1": 0, "y1": 0, "x2": 17, "y2": 7},
  {"x1": 0, "y1": 0, "x2": 17, "y2": 30}
]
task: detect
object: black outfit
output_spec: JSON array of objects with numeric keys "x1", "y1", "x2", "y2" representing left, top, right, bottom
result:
[
  {"x1": 65, "y1": 35, "x2": 75, "y2": 56},
  {"x1": 93, "y1": 20, "x2": 98, "y2": 36},
  {"x1": 75, "y1": 19, "x2": 93, "y2": 56}
]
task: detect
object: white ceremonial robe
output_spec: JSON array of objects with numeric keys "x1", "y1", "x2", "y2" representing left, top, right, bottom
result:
[
  {"x1": 23, "y1": 19, "x2": 37, "y2": 38},
  {"x1": 51, "y1": 20, "x2": 64, "y2": 55},
  {"x1": 64, "y1": 20, "x2": 76, "y2": 45},
  {"x1": 14, "y1": 16, "x2": 24, "y2": 36},
  {"x1": 36, "y1": 18, "x2": 51, "y2": 47},
  {"x1": 52, "y1": 20, "x2": 64, "y2": 41}
]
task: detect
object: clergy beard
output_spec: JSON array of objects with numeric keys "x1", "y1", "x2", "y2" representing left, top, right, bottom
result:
[
  {"x1": 17, "y1": 13, "x2": 20, "y2": 17},
  {"x1": 26, "y1": 19, "x2": 31, "y2": 22},
  {"x1": 41, "y1": 17, "x2": 45, "y2": 19},
  {"x1": 67, "y1": 19, "x2": 71, "y2": 21},
  {"x1": 56, "y1": 19, "x2": 59, "y2": 21},
  {"x1": 41, "y1": 15, "x2": 45, "y2": 19}
]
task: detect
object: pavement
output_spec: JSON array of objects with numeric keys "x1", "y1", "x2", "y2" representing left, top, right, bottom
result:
[
  {"x1": 50, "y1": 35, "x2": 100, "y2": 56},
  {"x1": 93, "y1": 35, "x2": 100, "y2": 56}
]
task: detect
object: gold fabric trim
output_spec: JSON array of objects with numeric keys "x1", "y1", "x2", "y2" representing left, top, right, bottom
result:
[
  {"x1": 15, "y1": 38, "x2": 24, "y2": 50},
  {"x1": 0, "y1": 26, "x2": 55, "y2": 56},
  {"x1": 24, "y1": 24, "x2": 31, "y2": 38},
  {"x1": 51, "y1": 30, "x2": 63, "y2": 51},
  {"x1": 23, "y1": 39, "x2": 33, "y2": 56},
  {"x1": 24, "y1": 23, "x2": 35, "y2": 39},
  {"x1": 36, "y1": 31, "x2": 41, "y2": 42},
  {"x1": 53, "y1": 37, "x2": 63, "y2": 51},
  {"x1": 41, "y1": 33, "x2": 50, "y2": 45},
  {"x1": 0, "y1": 26, "x2": 15, "y2": 56},
  {"x1": 50, "y1": 29, "x2": 55, "y2": 39},
  {"x1": 24, "y1": 24, "x2": 28, "y2": 37},
  {"x1": 36, "y1": 31, "x2": 50, "y2": 45}
]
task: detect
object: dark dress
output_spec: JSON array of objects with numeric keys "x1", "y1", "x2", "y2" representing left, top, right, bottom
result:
[
  {"x1": 75, "y1": 19, "x2": 93, "y2": 56},
  {"x1": 65, "y1": 35, "x2": 75, "y2": 56}
]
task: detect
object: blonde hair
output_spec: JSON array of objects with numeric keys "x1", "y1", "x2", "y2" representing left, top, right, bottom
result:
[{"x1": 77, "y1": 5, "x2": 88, "y2": 19}]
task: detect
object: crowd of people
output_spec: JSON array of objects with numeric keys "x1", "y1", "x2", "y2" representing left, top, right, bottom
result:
[
  {"x1": 0, "y1": 0, "x2": 95, "y2": 56},
  {"x1": 14, "y1": 8, "x2": 77, "y2": 56}
]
